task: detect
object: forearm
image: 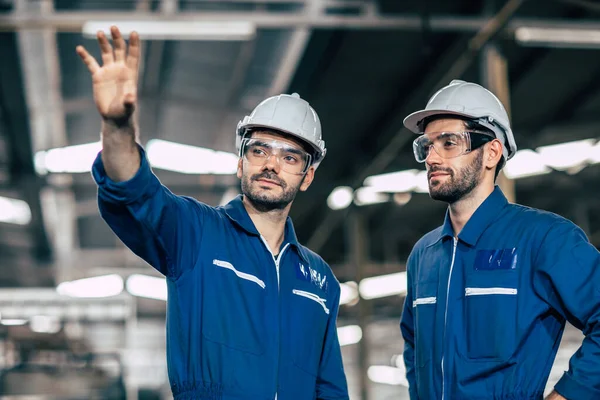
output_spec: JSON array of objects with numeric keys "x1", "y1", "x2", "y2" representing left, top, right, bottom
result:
[{"x1": 101, "y1": 118, "x2": 140, "y2": 182}]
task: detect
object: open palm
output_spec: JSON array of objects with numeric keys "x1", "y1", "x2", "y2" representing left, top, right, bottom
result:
[{"x1": 76, "y1": 26, "x2": 141, "y2": 121}]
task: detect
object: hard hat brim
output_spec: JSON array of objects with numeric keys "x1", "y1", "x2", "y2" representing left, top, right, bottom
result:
[{"x1": 403, "y1": 109, "x2": 480, "y2": 134}]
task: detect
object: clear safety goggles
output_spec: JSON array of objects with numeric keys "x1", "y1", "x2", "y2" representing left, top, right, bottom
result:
[
  {"x1": 412, "y1": 131, "x2": 495, "y2": 163},
  {"x1": 240, "y1": 137, "x2": 312, "y2": 175}
]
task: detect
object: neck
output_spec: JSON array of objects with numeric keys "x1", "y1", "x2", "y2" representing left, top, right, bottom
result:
[
  {"x1": 448, "y1": 183, "x2": 495, "y2": 236},
  {"x1": 242, "y1": 196, "x2": 290, "y2": 254}
]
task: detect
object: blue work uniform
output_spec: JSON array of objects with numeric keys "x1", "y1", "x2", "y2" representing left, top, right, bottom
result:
[
  {"x1": 91, "y1": 146, "x2": 349, "y2": 400},
  {"x1": 400, "y1": 186, "x2": 600, "y2": 400}
]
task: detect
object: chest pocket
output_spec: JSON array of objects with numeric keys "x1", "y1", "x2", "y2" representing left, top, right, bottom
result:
[
  {"x1": 289, "y1": 280, "x2": 330, "y2": 376},
  {"x1": 201, "y1": 258, "x2": 268, "y2": 356},
  {"x1": 464, "y1": 249, "x2": 519, "y2": 361},
  {"x1": 414, "y1": 280, "x2": 438, "y2": 367}
]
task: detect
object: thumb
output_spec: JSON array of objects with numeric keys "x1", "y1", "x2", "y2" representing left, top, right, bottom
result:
[
  {"x1": 123, "y1": 92, "x2": 136, "y2": 105},
  {"x1": 123, "y1": 81, "x2": 137, "y2": 105}
]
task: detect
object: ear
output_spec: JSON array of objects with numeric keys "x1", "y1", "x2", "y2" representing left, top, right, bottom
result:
[
  {"x1": 236, "y1": 158, "x2": 243, "y2": 179},
  {"x1": 299, "y1": 166, "x2": 315, "y2": 192},
  {"x1": 485, "y1": 139, "x2": 504, "y2": 171}
]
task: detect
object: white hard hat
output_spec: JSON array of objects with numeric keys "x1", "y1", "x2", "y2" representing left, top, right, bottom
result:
[
  {"x1": 403, "y1": 79, "x2": 517, "y2": 162},
  {"x1": 236, "y1": 93, "x2": 326, "y2": 168}
]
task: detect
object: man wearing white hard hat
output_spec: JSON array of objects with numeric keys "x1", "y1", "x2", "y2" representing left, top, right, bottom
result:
[
  {"x1": 399, "y1": 79, "x2": 600, "y2": 400},
  {"x1": 77, "y1": 26, "x2": 349, "y2": 400}
]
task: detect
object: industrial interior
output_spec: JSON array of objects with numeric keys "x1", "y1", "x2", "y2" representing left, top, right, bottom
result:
[{"x1": 0, "y1": 0, "x2": 599, "y2": 398}]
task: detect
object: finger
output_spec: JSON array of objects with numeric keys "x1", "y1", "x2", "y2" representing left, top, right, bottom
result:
[
  {"x1": 126, "y1": 30, "x2": 141, "y2": 71},
  {"x1": 75, "y1": 45, "x2": 101, "y2": 74},
  {"x1": 111, "y1": 26, "x2": 126, "y2": 63},
  {"x1": 97, "y1": 30, "x2": 114, "y2": 65}
]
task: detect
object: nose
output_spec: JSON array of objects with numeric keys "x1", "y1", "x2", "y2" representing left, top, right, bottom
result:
[
  {"x1": 425, "y1": 145, "x2": 442, "y2": 167},
  {"x1": 261, "y1": 153, "x2": 281, "y2": 173}
]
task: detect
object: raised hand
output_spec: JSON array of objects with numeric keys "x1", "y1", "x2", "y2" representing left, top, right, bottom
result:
[{"x1": 76, "y1": 26, "x2": 141, "y2": 123}]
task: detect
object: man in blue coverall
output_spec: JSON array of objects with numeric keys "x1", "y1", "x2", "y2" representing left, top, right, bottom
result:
[
  {"x1": 76, "y1": 26, "x2": 349, "y2": 400},
  {"x1": 399, "y1": 79, "x2": 600, "y2": 400}
]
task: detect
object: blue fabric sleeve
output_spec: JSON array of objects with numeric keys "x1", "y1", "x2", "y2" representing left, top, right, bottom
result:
[
  {"x1": 533, "y1": 221, "x2": 600, "y2": 400},
  {"x1": 91, "y1": 145, "x2": 208, "y2": 279}
]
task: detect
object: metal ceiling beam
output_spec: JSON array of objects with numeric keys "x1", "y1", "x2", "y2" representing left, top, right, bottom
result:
[
  {"x1": 266, "y1": 0, "x2": 321, "y2": 97},
  {"x1": 0, "y1": 11, "x2": 598, "y2": 33},
  {"x1": 224, "y1": 41, "x2": 256, "y2": 104},
  {"x1": 346, "y1": 209, "x2": 371, "y2": 399},
  {"x1": 268, "y1": 29, "x2": 311, "y2": 96},
  {"x1": 15, "y1": 0, "x2": 75, "y2": 281},
  {"x1": 14, "y1": 1, "x2": 66, "y2": 153},
  {"x1": 0, "y1": 34, "x2": 53, "y2": 267},
  {"x1": 306, "y1": 0, "x2": 526, "y2": 252},
  {"x1": 63, "y1": 94, "x2": 243, "y2": 116},
  {"x1": 213, "y1": 38, "x2": 256, "y2": 150},
  {"x1": 137, "y1": 0, "x2": 175, "y2": 139},
  {"x1": 481, "y1": 41, "x2": 516, "y2": 202}
]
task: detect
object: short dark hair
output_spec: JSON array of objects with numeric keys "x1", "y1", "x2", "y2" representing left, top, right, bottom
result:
[{"x1": 420, "y1": 114, "x2": 504, "y2": 181}]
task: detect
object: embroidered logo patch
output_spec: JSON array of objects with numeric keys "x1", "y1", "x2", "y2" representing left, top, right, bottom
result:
[{"x1": 296, "y1": 263, "x2": 328, "y2": 293}]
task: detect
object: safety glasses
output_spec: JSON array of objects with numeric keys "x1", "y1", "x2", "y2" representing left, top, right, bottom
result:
[
  {"x1": 241, "y1": 137, "x2": 312, "y2": 175},
  {"x1": 412, "y1": 131, "x2": 495, "y2": 163}
]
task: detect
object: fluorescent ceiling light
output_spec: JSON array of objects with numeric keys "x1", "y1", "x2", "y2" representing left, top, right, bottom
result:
[
  {"x1": 363, "y1": 169, "x2": 419, "y2": 193},
  {"x1": 359, "y1": 272, "x2": 407, "y2": 300},
  {"x1": 367, "y1": 365, "x2": 409, "y2": 387},
  {"x1": 327, "y1": 186, "x2": 354, "y2": 210},
  {"x1": 393, "y1": 192, "x2": 412, "y2": 206},
  {"x1": 34, "y1": 141, "x2": 102, "y2": 174},
  {"x1": 57, "y1": 274, "x2": 124, "y2": 298},
  {"x1": 515, "y1": 27, "x2": 600, "y2": 48},
  {"x1": 354, "y1": 187, "x2": 389, "y2": 206},
  {"x1": 126, "y1": 274, "x2": 167, "y2": 301},
  {"x1": 391, "y1": 353, "x2": 405, "y2": 369},
  {"x1": 337, "y1": 325, "x2": 362, "y2": 346},
  {"x1": 82, "y1": 21, "x2": 256, "y2": 41},
  {"x1": 361, "y1": 169, "x2": 428, "y2": 195},
  {"x1": 0, "y1": 196, "x2": 31, "y2": 225},
  {"x1": 146, "y1": 139, "x2": 238, "y2": 175},
  {"x1": 339, "y1": 281, "x2": 359, "y2": 306},
  {"x1": 503, "y1": 149, "x2": 551, "y2": 180},
  {"x1": 536, "y1": 139, "x2": 596, "y2": 172},
  {"x1": 413, "y1": 170, "x2": 429, "y2": 193},
  {"x1": 35, "y1": 139, "x2": 238, "y2": 176},
  {"x1": 590, "y1": 142, "x2": 600, "y2": 164},
  {"x1": 1, "y1": 319, "x2": 28, "y2": 326},
  {"x1": 30, "y1": 315, "x2": 61, "y2": 334}
]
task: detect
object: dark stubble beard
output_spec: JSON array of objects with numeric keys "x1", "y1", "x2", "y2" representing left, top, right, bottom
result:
[
  {"x1": 241, "y1": 170, "x2": 304, "y2": 212},
  {"x1": 428, "y1": 149, "x2": 483, "y2": 204}
]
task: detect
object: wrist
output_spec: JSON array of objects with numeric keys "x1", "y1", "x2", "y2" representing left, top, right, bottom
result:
[
  {"x1": 102, "y1": 115, "x2": 135, "y2": 130},
  {"x1": 101, "y1": 116, "x2": 137, "y2": 142}
]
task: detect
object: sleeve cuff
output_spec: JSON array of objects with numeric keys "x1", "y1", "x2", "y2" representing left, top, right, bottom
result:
[
  {"x1": 555, "y1": 372, "x2": 600, "y2": 400},
  {"x1": 91, "y1": 144, "x2": 158, "y2": 205}
]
